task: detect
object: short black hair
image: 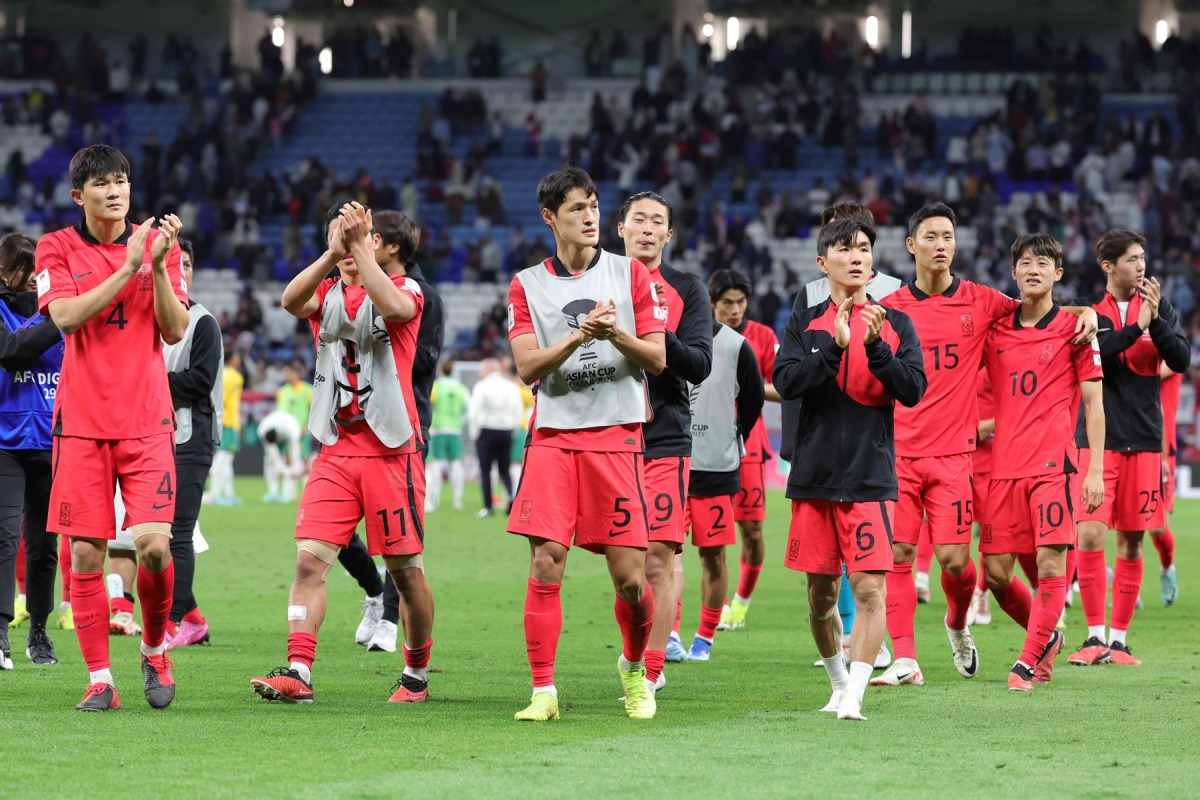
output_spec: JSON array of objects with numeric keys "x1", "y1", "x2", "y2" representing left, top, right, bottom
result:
[
  {"x1": 263, "y1": 429, "x2": 278, "y2": 444},
  {"x1": 536, "y1": 165, "x2": 597, "y2": 214},
  {"x1": 707, "y1": 269, "x2": 753, "y2": 304},
  {"x1": 324, "y1": 198, "x2": 359, "y2": 236},
  {"x1": 1011, "y1": 233, "x2": 1063, "y2": 269},
  {"x1": 907, "y1": 202, "x2": 957, "y2": 239},
  {"x1": 820, "y1": 201, "x2": 874, "y2": 227},
  {"x1": 68, "y1": 144, "x2": 131, "y2": 191},
  {"x1": 0, "y1": 233, "x2": 36, "y2": 288},
  {"x1": 817, "y1": 218, "x2": 877, "y2": 256},
  {"x1": 1095, "y1": 229, "x2": 1147, "y2": 267},
  {"x1": 178, "y1": 237, "x2": 195, "y2": 266},
  {"x1": 373, "y1": 209, "x2": 420, "y2": 264},
  {"x1": 440, "y1": 359, "x2": 455, "y2": 376},
  {"x1": 619, "y1": 191, "x2": 673, "y2": 228}
]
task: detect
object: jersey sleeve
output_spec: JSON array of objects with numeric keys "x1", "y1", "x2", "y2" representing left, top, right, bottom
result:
[
  {"x1": 757, "y1": 325, "x2": 778, "y2": 381},
  {"x1": 629, "y1": 258, "x2": 665, "y2": 337},
  {"x1": 164, "y1": 240, "x2": 187, "y2": 303},
  {"x1": 35, "y1": 234, "x2": 76, "y2": 315},
  {"x1": 507, "y1": 274, "x2": 534, "y2": 339},
  {"x1": 977, "y1": 283, "x2": 1020, "y2": 324},
  {"x1": 1073, "y1": 338, "x2": 1104, "y2": 383}
]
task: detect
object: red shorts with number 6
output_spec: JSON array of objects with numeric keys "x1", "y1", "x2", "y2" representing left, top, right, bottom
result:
[
  {"x1": 643, "y1": 456, "x2": 689, "y2": 547},
  {"x1": 508, "y1": 446, "x2": 649, "y2": 553},
  {"x1": 296, "y1": 453, "x2": 426, "y2": 556},
  {"x1": 686, "y1": 494, "x2": 737, "y2": 547},
  {"x1": 1074, "y1": 448, "x2": 1165, "y2": 530},
  {"x1": 735, "y1": 459, "x2": 766, "y2": 521},
  {"x1": 784, "y1": 499, "x2": 894, "y2": 575},
  {"x1": 981, "y1": 473, "x2": 1074, "y2": 555},
  {"x1": 895, "y1": 453, "x2": 974, "y2": 545},
  {"x1": 48, "y1": 433, "x2": 176, "y2": 538}
]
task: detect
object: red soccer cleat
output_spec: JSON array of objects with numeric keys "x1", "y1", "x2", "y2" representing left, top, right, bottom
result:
[
  {"x1": 77, "y1": 682, "x2": 120, "y2": 711},
  {"x1": 1067, "y1": 636, "x2": 1111, "y2": 666},
  {"x1": 142, "y1": 653, "x2": 176, "y2": 709},
  {"x1": 1007, "y1": 667, "x2": 1034, "y2": 692},
  {"x1": 251, "y1": 667, "x2": 314, "y2": 704},
  {"x1": 1107, "y1": 641, "x2": 1142, "y2": 665},
  {"x1": 1033, "y1": 629, "x2": 1064, "y2": 685},
  {"x1": 388, "y1": 675, "x2": 429, "y2": 703}
]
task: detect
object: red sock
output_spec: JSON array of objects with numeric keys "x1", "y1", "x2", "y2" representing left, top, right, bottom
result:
[
  {"x1": 644, "y1": 649, "x2": 666, "y2": 684},
  {"x1": 71, "y1": 571, "x2": 110, "y2": 672},
  {"x1": 524, "y1": 579, "x2": 561, "y2": 687},
  {"x1": 696, "y1": 604, "x2": 722, "y2": 640},
  {"x1": 976, "y1": 555, "x2": 988, "y2": 591},
  {"x1": 111, "y1": 595, "x2": 134, "y2": 616},
  {"x1": 1018, "y1": 575, "x2": 1066, "y2": 667},
  {"x1": 183, "y1": 607, "x2": 205, "y2": 625},
  {"x1": 15, "y1": 535, "x2": 25, "y2": 594},
  {"x1": 1152, "y1": 529, "x2": 1175, "y2": 569},
  {"x1": 1076, "y1": 549, "x2": 1108, "y2": 628},
  {"x1": 672, "y1": 598, "x2": 681, "y2": 636},
  {"x1": 1017, "y1": 551, "x2": 1040, "y2": 592},
  {"x1": 1065, "y1": 548, "x2": 1077, "y2": 587},
  {"x1": 915, "y1": 520, "x2": 933, "y2": 575},
  {"x1": 1110, "y1": 556, "x2": 1142, "y2": 632},
  {"x1": 164, "y1": 619, "x2": 178, "y2": 637},
  {"x1": 942, "y1": 559, "x2": 977, "y2": 630},
  {"x1": 59, "y1": 536, "x2": 72, "y2": 603},
  {"x1": 615, "y1": 585, "x2": 654, "y2": 663},
  {"x1": 403, "y1": 639, "x2": 433, "y2": 670},
  {"x1": 287, "y1": 631, "x2": 317, "y2": 669},
  {"x1": 136, "y1": 561, "x2": 175, "y2": 649},
  {"x1": 885, "y1": 561, "x2": 918, "y2": 660},
  {"x1": 992, "y1": 577, "x2": 1032, "y2": 628},
  {"x1": 736, "y1": 561, "x2": 763, "y2": 600}
]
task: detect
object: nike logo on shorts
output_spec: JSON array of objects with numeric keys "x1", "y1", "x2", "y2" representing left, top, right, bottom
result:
[
  {"x1": 854, "y1": 552, "x2": 871, "y2": 562},
  {"x1": 152, "y1": 503, "x2": 170, "y2": 510},
  {"x1": 384, "y1": 538, "x2": 404, "y2": 547},
  {"x1": 608, "y1": 530, "x2": 628, "y2": 538},
  {"x1": 649, "y1": 524, "x2": 668, "y2": 532}
]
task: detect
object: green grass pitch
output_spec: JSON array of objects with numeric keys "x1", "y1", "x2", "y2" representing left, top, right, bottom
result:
[{"x1": 4, "y1": 480, "x2": 1198, "y2": 798}]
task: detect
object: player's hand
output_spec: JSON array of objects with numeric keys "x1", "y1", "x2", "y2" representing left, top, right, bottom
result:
[
  {"x1": 834, "y1": 297, "x2": 852, "y2": 348},
  {"x1": 1082, "y1": 471, "x2": 1104, "y2": 514},
  {"x1": 326, "y1": 217, "x2": 349, "y2": 260},
  {"x1": 123, "y1": 217, "x2": 155, "y2": 274},
  {"x1": 653, "y1": 281, "x2": 667, "y2": 308},
  {"x1": 861, "y1": 304, "x2": 886, "y2": 345},
  {"x1": 150, "y1": 214, "x2": 182, "y2": 270},
  {"x1": 580, "y1": 300, "x2": 618, "y2": 340},
  {"x1": 1070, "y1": 307, "x2": 1098, "y2": 345},
  {"x1": 1138, "y1": 277, "x2": 1161, "y2": 323},
  {"x1": 338, "y1": 201, "x2": 373, "y2": 248}
]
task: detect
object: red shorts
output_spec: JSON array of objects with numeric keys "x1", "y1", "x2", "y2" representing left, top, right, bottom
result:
[
  {"x1": 785, "y1": 499, "x2": 895, "y2": 575},
  {"x1": 1164, "y1": 454, "x2": 1176, "y2": 514},
  {"x1": 643, "y1": 456, "x2": 689, "y2": 547},
  {"x1": 1074, "y1": 448, "x2": 1166, "y2": 530},
  {"x1": 686, "y1": 494, "x2": 737, "y2": 547},
  {"x1": 972, "y1": 445, "x2": 991, "y2": 526},
  {"x1": 48, "y1": 434, "x2": 176, "y2": 538},
  {"x1": 895, "y1": 453, "x2": 974, "y2": 546},
  {"x1": 296, "y1": 453, "x2": 426, "y2": 556},
  {"x1": 734, "y1": 459, "x2": 766, "y2": 521},
  {"x1": 981, "y1": 473, "x2": 1075, "y2": 555},
  {"x1": 508, "y1": 447, "x2": 649, "y2": 553}
]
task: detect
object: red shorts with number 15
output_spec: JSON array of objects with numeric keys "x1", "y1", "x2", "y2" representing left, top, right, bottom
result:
[{"x1": 784, "y1": 499, "x2": 894, "y2": 575}]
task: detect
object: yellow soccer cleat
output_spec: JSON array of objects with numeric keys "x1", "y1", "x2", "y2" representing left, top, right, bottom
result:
[
  {"x1": 715, "y1": 604, "x2": 734, "y2": 631},
  {"x1": 617, "y1": 659, "x2": 656, "y2": 720},
  {"x1": 514, "y1": 691, "x2": 559, "y2": 722},
  {"x1": 727, "y1": 598, "x2": 750, "y2": 630},
  {"x1": 10, "y1": 597, "x2": 29, "y2": 628},
  {"x1": 57, "y1": 607, "x2": 74, "y2": 631}
]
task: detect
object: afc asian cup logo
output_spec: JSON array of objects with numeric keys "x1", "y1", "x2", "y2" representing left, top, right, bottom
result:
[{"x1": 562, "y1": 299, "x2": 600, "y2": 363}]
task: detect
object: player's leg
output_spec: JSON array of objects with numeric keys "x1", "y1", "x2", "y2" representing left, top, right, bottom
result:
[
  {"x1": 72, "y1": 536, "x2": 120, "y2": 709},
  {"x1": 643, "y1": 540, "x2": 676, "y2": 691},
  {"x1": 915, "y1": 519, "x2": 933, "y2": 603},
  {"x1": 606, "y1": 543, "x2": 655, "y2": 718},
  {"x1": 730, "y1": 460, "x2": 766, "y2": 628},
  {"x1": 690, "y1": 544, "x2": 727, "y2": 661},
  {"x1": 1021, "y1": 544, "x2": 1069, "y2": 686},
  {"x1": 383, "y1": 554, "x2": 434, "y2": 701},
  {"x1": 476, "y1": 430, "x2": 497, "y2": 516},
  {"x1": 107, "y1": 549, "x2": 141, "y2": 636},
  {"x1": 807, "y1": 570, "x2": 849, "y2": 711},
  {"x1": 22, "y1": 454, "x2": 59, "y2": 663},
  {"x1": 0, "y1": 485, "x2": 19, "y2": 669},
  {"x1": 57, "y1": 532, "x2": 72, "y2": 626},
  {"x1": 1070, "y1": 448, "x2": 1118, "y2": 663},
  {"x1": 131, "y1": 523, "x2": 175, "y2": 708},
  {"x1": 166, "y1": 462, "x2": 206, "y2": 648},
  {"x1": 877, "y1": 462, "x2": 923, "y2": 685},
  {"x1": 844, "y1": 570, "x2": 887, "y2": 718},
  {"x1": 983, "y1": 552, "x2": 1030, "y2": 625},
  {"x1": 926, "y1": 454, "x2": 980, "y2": 677},
  {"x1": 368, "y1": 573, "x2": 401, "y2": 652},
  {"x1": 496, "y1": 431, "x2": 515, "y2": 509},
  {"x1": 262, "y1": 445, "x2": 282, "y2": 502},
  {"x1": 1108, "y1": 529, "x2": 1145, "y2": 664},
  {"x1": 448, "y1": 455, "x2": 466, "y2": 510},
  {"x1": 1151, "y1": 452, "x2": 1177, "y2": 605},
  {"x1": 424, "y1": 455, "x2": 444, "y2": 513},
  {"x1": 338, "y1": 533, "x2": 386, "y2": 645}
]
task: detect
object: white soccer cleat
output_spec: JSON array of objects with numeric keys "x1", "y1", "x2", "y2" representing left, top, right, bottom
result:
[
  {"x1": 870, "y1": 657, "x2": 924, "y2": 686},
  {"x1": 836, "y1": 692, "x2": 867, "y2": 721},
  {"x1": 820, "y1": 688, "x2": 844, "y2": 713},
  {"x1": 355, "y1": 595, "x2": 384, "y2": 645},
  {"x1": 873, "y1": 641, "x2": 892, "y2": 669},
  {"x1": 367, "y1": 620, "x2": 398, "y2": 652},
  {"x1": 915, "y1": 571, "x2": 931, "y2": 604},
  {"x1": 968, "y1": 588, "x2": 992, "y2": 626},
  {"x1": 945, "y1": 622, "x2": 979, "y2": 678}
]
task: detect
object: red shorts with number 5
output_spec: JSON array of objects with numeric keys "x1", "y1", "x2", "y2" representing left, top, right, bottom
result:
[
  {"x1": 981, "y1": 473, "x2": 1074, "y2": 555},
  {"x1": 1074, "y1": 448, "x2": 1165, "y2": 530},
  {"x1": 784, "y1": 499, "x2": 894, "y2": 576},
  {"x1": 686, "y1": 494, "x2": 737, "y2": 547},
  {"x1": 895, "y1": 453, "x2": 974, "y2": 545},
  {"x1": 48, "y1": 433, "x2": 176, "y2": 538},
  {"x1": 296, "y1": 452, "x2": 426, "y2": 556},
  {"x1": 735, "y1": 459, "x2": 766, "y2": 521},
  {"x1": 643, "y1": 456, "x2": 689, "y2": 547},
  {"x1": 508, "y1": 446, "x2": 649, "y2": 553}
]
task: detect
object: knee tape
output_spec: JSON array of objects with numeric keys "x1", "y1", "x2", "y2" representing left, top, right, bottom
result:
[
  {"x1": 383, "y1": 553, "x2": 424, "y2": 573},
  {"x1": 132, "y1": 522, "x2": 172, "y2": 541},
  {"x1": 296, "y1": 539, "x2": 339, "y2": 580},
  {"x1": 812, "y1": 602, "x2": 839, "y2": 620}
]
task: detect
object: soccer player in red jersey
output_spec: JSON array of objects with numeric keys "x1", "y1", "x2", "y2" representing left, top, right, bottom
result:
[
  {"x1": 251, "y1": 200, "x2": 434, "y2": 705},
  {"x1": 968, "y1": 367, "x2": 996, "y2": 626},
  {"x1": 617, "y1": 191, "x2": 712, "y2": 693},
  {"x1": 1150, "y1": 365, "x2": 1181, "y2": 605},
  {"x1": 35, "y1": 145, "x2": 190, "y2": 711},
  {"x1": 775, "y1": 218, "x2": 927, "y2": 720},
  {"x1": 506, "y1": 167, "x2": 665, "y2": 721},
  {"x1": 1066, "y1": 230, "x2": 1189, "y2": 666},
  {"x1": 981, "y1": 233, "x2": 1105, "y2": 692},
  {"x1": 707, "y1": 269, "x2": 777, "y2": 632}
]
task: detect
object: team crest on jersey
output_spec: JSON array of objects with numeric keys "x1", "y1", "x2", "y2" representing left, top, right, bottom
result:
[
  {"x1": 1039, "y1": 343, "x2": 1054, "y2": 363},
  {"x1": 58, "y1": 502, "x2": 72, "y2": 527},
  {"x1": 562, "y1": 299, "x2": 600, "y2": 364},
  {"x1": 519, "y1": 501, "x2": 533, "y2": 522},
  {"x1": 980, "y1": 524, "x2": 992, "y2": 544},
  {"x1": 137, "y1": 263, "x2": 154, "y2": 290},
  {"x1": 960, "y1": 314, "x2": 974, "y2": 336}
]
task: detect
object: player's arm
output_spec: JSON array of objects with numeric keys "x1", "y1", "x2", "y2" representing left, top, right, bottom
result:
[
  {"x1": 150, "y1": 215, "x2": 189, "y2": 344},
  {"x1": 600, "y1": 320, "x2": 665, "y2": 376},
  {"x1": 978, "y1": 417, "x2": 995, "y2": 439},
  {"x1": 587, "y1": 261, "x2": 667, "y2": 375},
  {"x1": 341, "y1": 203, "x2": 416, "y2": 323},
  {"x1": 735, "y1": 339, "x2": 766, "y2": 438},
  {"x1": 0, "y1": 315, "x2": 61, "y2": 372},
  {"x1": 772, "y1": 307, "x2": 842, "y2": 398},
  {"x1": 167, "y1": 315, "x2": 220, "y2": 402},
  {"x1": 1146, "y1": 295, "x2": 1190, "y2": 373},
  {"x1": 664, "y1": 278, "x2": 713, "y2": 383},
  {"x1": 761, "y1": 333, "x2": 781, "y2": 402},
  {"x1": 863, "y1": 306, "x2": 927, "y2": 407},
  {"x1": 1057, "y1": 305, "x2": 1098, "y2": 344},
  {"x1": 1080, "y1": 378, "x2": 1105, "y2": 513},
  {"x1": 412, "y1": 286, "x2": 444, "y2": 381},
  {"x1": 282, "y1": 245, "x2": 341, "y2": 319},
  {"x1": 44, "y1": 219, "x2": 153, "y2": 334}
]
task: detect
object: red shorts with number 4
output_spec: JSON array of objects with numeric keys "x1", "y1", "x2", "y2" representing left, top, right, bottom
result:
[
  {"x1": 1074, "y1": 448, "x2": 1165, "y2": 530},
  {"x1": 981, "y1": 473, "x2": 1074, "y2": 555},
  {"x1": 686, "y1": 494, "x2": 737, "y2": 547},
  {"x1": 785, "y1": 499, "x2": 894, "y2": 575},
  {"x1": 735, "y1": 459, "x2": 766, "y2": 521},
  {"x1": 643, "y1": 456, "x2": 689, "y2": 547},
  {"x1": 296, "y1": 453, "x2": 426, "y2": 556},
  {"x1": 48, "y1": 433, "x2": 176, "y2": 538},
  {"x1": 895, "y1": 453, "x2": 974, "y2": 546},
  {"x1": 508, "y1": 446, "x2": 649, "y2": 553}
]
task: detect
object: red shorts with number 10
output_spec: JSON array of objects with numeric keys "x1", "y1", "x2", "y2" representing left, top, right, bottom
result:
[
  {"x1": 981, "y1": 473, "x2": 1074, "y2": 555},
  {"x1": 643, "y1": 455, "x2": 689, "y2": 547},
  {"x1": 1074, "y1": 448, "x2": 1166, "y2": 531},
  {"x1": 784, "y1": 499, "x2": 894, "y2": 575},
  {"x1": 686, "y1": 494, "x2": 737, "y2": 547}
]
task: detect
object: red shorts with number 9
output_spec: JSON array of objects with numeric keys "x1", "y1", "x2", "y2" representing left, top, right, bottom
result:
[
  {"x1": 686, "y1": 494, "x2": 737, "y2": 547},
  {"x1": 507, "y1": 446, "x2": 649, "y2": 553},
  {"x1": 981, "y1": 473, "x2": 1074, "y2": 555},
  {"x1": 784, "y1": 499, "x2": 894, "y2": 576},
  {"x1": 735, "y1": 459, "x2": 766, "y2": 521},
  {"x1": 296, "y1": 452, "x2": 426, "y2": 556},
  {"x1": 1074, "y1": 448, "x2": 1166, "y2": 531},
  {"x1": 643, "y1": 456, "x2": 689, "y2": 547}
]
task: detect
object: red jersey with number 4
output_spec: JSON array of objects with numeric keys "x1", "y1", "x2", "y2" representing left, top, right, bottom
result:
[
  {"x1": 308, "y1": 275, "x2": 425, "y2": 457},
  {"x1": 984, "y1": 306, "x2": 1102, "y2": 480},
  {"x1": 737, "y1": 318, "x2": 777, "y2": 462},
  {"x1": 881, "y1": 277, "x2": 1018, "y2": 457},
  {"x1": 35, "y1": 219, "x2": 187, "y2": 440}
]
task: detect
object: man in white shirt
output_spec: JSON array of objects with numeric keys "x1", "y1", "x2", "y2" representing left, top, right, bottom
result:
[
  {"x1": 257, "y1": 409, "x2": 304, "y2": 503},
  {"x1": 468, "y1": 358, "x2": 525, "y2": 517}
]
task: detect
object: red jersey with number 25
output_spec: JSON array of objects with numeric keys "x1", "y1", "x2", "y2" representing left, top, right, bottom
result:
[
  {"x1": 35, "y1": 220, "x2": 187, "y2": 440},
  {"x1": 737, "y1": 319, "x2": 777, "y2": 462},
  {"x1": 984, "y1": 306, "x2": 1102, "y2": 480}
]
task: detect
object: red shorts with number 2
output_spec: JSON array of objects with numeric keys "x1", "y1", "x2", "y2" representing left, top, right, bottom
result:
[
  {"x1": 784, "y1": 499, "x2": 894, "y2": 575},
  {"x1": 686, "y1": 494, "x2": 737, "y2": 547}
]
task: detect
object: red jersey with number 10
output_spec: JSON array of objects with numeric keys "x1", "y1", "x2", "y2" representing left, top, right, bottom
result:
[
  {"x1": 736, "y1": 318, "x2": 777, "y2": 462},
  {"x1": 984, "y1": 306, "x2": 1102, "y2": 480}
]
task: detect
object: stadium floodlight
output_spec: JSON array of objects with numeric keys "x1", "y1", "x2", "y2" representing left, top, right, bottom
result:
[
  {"x1": 344, "y1": 0, "x2": 355, "y2": 7},
  {"x1": 272, "y1": 17, "x2": 285, "y2": 48},
  {"x1": 901, "y1": 10, "x2": 912, "y2": 58},
  {"x1": 1156, "y1": 19, "x2": 1169, "y2": 46},
  {"x1": 727, "y1": 17, "x2": 740, "y2": 51},
  {"x1": 865, "y1": 15, "x2": 879, "y2": 49},
  {"x1": 319, "y1": 47, "x2": 333, "y2": 74},
  {"x1": 702, "y1": 23, "x2": 714, "y2": 38}
]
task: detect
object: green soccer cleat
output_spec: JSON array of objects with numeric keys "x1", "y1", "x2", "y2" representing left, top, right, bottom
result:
[
  {"x1": 9, "y1": 597, "x2": 29, "y2": 628},
  {"x1": 514, "y1": 691, "x2": 559, "y2": 722},
  {"x1": 727, "y1": 599, "x2": 749, "y2": 630},
  {"x1": 716, "y1": 604, "x2": 735, "y2": 631},
  {"x1": 617, "y1": 658, "x2": 656, "y2": 719}
]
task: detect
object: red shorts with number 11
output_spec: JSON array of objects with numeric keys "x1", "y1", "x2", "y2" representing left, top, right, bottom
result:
[{"x1": 784, "y1": 499, "x2": 894, "y2": 575}]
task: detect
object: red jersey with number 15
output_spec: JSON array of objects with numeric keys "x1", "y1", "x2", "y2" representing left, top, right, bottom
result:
[
  {"x1": 35, "y1": 219, "x2": 187, "y2": 440},
  {"x1": 984, "y1": 306, "x2": 1102, "y2": 480},
  {"x1": 736, "y1": 318, "x2": 777, "y2": 462}
]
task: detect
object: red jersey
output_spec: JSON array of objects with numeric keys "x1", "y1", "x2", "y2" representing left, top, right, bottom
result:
[
  {"x1": 508, "y1": 252, "x2": 663, "y2": 452},
  {"x1": 1161, "y1": 370, "x2": 1183, "y2": 456},
  {"x1": 973, "y1": 366, "x2": 995, "y2": 475},
  {"x1": 881, "y1": 277, "x2": 1019, "y2": 457},
  {"x1": 736, "y1": 318, "x2": 778, "y2": 462},
  {"x1": 35, "y1": 219, "x2": 187, "y2": 440},
  {"x1": 308, "y1": 275, "x2": 424, "y2": 457},
  {"x1": 984, "y1": 306, "x2": 1103, "y2": 480}
]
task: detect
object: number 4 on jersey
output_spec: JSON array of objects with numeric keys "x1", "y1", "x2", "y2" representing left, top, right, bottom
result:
[{"x1": 106, "y1": 301, "x2": 128, "y2": 330}]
